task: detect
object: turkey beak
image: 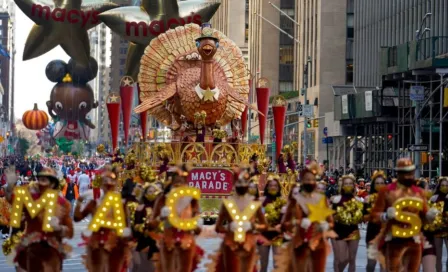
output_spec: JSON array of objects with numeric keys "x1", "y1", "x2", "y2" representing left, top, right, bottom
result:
[{"x1": 202, "y1": 44, "x2": 214, "y2": 56}]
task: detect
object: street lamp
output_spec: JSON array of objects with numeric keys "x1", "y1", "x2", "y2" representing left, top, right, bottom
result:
[{"x1": 413, "y1": 3, "x2": 431, "y2": 178}]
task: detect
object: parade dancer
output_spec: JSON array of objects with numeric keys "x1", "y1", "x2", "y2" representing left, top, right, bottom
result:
[
  {"x1": 370, "y1": 158, "x2": 438, "y2": 272},
  {"x1": 147, "y1": 164, "x2": 203, "y2": 272},
  {"x1": 258, "y1": 175, "x2": 284, "y2": 272},
  {"x1": 277, "y1": 153, "x2": 286, "y2": 174},
  {"x1": 213, "y1": 169, "x2": 268, "y2": 272},
  {"x1": 281, "y1": 162, "x2": 334, "y2": 272},
  {"x1": 434, "y1": 177, "x2": 448, "y2": 272},
  {"x1": 286, "y1": 152, "x2": 296, "y2": 172},
  {"x1": 74, "y1": 169, "x2": 131, "y2": 272},
  {"x1": 331, "y1": 174, "x2": 364, "y2": 272},
  {"x1": 248, "y1": 177, "x2": 260, "y2": 200},
  {"x1": 422, "y1": 177, "x2": 448, "y2": 272},
  {"x1": 364, "y1": 170, "x2": 386, "y2": 272},
  {"x1": 131, "y1": 183, "x2": 162, "y2": 272},
  {"x1": 5, "y1": 167, "x2": 74, "y2": 272}
]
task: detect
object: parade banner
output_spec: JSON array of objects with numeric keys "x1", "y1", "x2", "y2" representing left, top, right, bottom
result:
[
  {"x1": 106, "y1": 93, "x2": 121, "y2": 151},
  {"x1": 256, "y1": 78, "x2": 270, "y2": 144},
  {"x1": 120, "y1": 76, "x2": 135, "y2": 145},
  {"x1": 272, "y1": 96, "x2": 287, "y2": 158},
  {"x1": 188, "y1": 168, "x2": 234, "y2": 195},
  {"x1": 137, "y1": 84, "x2": 148, "y2": 140}
]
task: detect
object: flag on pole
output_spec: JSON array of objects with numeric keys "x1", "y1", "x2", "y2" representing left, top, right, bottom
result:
[
  {"x1": 444, "y1": 88, "x2": 448, "y2": 108},
  {"x1": 0, "y1": 44, "x2": 10, "y2": 58}
]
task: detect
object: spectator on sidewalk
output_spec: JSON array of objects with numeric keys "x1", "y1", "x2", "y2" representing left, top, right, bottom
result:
[
  {"x1": 78, "y1": 170, "x2": 91, "y2": 196},
  {"x1": 62, "y1": 175, "x2": 79, "y2": 218},
  {"x1": 68, "y1": 170, "x2": 77, "y2": 185}
]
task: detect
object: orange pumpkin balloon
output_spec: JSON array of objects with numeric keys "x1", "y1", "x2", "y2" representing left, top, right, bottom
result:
[{"x1": 22, "y1": 103, "x2": 49, "y2": 130}]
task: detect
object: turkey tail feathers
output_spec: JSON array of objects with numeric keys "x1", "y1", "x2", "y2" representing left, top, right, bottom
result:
[{"x1": 138, "y1": 23, "x2": 250, "y2": 125}]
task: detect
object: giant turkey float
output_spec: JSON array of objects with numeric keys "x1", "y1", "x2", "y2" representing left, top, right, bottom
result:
[{"x1": 118, "y1": 23, "x2": 297, "y2": 199}]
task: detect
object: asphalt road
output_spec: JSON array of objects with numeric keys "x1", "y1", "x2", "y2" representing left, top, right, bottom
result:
[{"x1": 0, "y1": 223, "x2": 445, "y2": 271}]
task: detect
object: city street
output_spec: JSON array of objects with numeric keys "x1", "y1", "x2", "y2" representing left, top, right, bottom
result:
[{"x1": 1, "y1": 222, "x2": 445, "y2": 271}]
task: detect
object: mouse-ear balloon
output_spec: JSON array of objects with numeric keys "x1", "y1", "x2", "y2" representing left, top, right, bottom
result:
[
  {"x1": 67, "y1": 57, "x2": 98, "y2": 84},
  {"x1": 45, "y1": 60, "x2": 67, "y2": 83}
]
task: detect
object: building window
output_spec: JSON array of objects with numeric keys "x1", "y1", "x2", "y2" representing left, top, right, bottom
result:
[
  {"x1": 347, "y1": 14, "x2": 354, "y2": 38},
  {"x1": 388, "y1": 47, "x2": 398, "y2": 67},
  {"x1": 347, "y1": 0, "x2": 354, "y2": 13},
  {"x1": 120, "y1": 58, "x2": 126, "y2": 65},
  {"x1": 119, "y1": 48, "x2": 127, "y2": 54},
  {"x1": 346, "y1": 39, "x2": 353, "y2": 60},
  {"x1": 280, "y1": 0, "x2": 294, "y2": 10},
  {"x1": 346, "y1": 61, "x2": 353, "y2": 84},
  {"x1": 280, "y1": 9, "x2": 295, "y2": 29},
  {"x1": 279, "y1": 46, "x2": 294, "y2": 64},
  {"x1": 245, "y1": 23, "x2": 248, "y2": 43},
  {"x1": 120, "y1": 69, "x2": 124, "y2": 76},
  {"x1": 279, "y1": 81, "x2": 293, "y2": 92}
]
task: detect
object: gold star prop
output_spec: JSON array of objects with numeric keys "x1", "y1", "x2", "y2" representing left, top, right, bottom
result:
[
  {"x1": 238, "y1": 146, "x2": 253, "y2": 164},
  {"x1": 258, "y1": 78, "x2": 268, "y2": 88},
  {"x1": 216, "y1": 145, "x2": 234, "y2": 163},
  {"x1": 272, "y1": 95, "x2": 287, "y2": 107},
  {"x1": 185, "y1": 144, "x2": 204, "y2": 162},
  {"x1": 16, "y1": 0, "x2": 117, "y2": 66},
  {"x1": 121, "y1": 76, "x2": 134, "y2": 87},
  {"x1": 202, "y1": 88, "x2": 215, "y2": 102},
  {"x1": 109, "y1": 94, "x2": 120, "y2": 103},
  {"x1": 307, "y1": 197, "x2": 335, "y2": 223},
  {"x1": 98, "y1": 0, "x2": 221, "y2": 80}
]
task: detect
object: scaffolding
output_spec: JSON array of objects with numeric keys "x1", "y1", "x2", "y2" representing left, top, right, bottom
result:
[
  {"x1": 394, "y1": 71, "x2": 448, "y2": 178},
  {"x1": 333, "y1": 85, "x2": 399, "y2": 176}
]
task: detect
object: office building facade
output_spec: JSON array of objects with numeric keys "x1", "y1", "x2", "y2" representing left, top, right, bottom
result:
[
  {"x1": 293, "y1": 0, "x2": 349, "y2": 162},
  {"x1": 354, "y1": 0, "x2": 448, "y2": 87}
]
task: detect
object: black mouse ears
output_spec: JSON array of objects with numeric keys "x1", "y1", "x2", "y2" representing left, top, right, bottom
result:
[{"x1": 45, "y1": 57, "x2": 98, "y2": 84}]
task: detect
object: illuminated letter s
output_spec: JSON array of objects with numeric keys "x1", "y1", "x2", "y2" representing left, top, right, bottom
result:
[{"x1": 391, "y1": 197, "x2": 423, "y2": 238}]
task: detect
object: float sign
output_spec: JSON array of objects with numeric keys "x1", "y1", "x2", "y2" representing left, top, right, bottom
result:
[{"x1": 188, "y1": 168, "x2": 234, "y2": 195}]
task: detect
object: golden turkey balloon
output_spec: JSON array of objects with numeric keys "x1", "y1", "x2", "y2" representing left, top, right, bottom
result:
[{"x1": 22, "y1": 103, "x2": 49, "y2": 130}]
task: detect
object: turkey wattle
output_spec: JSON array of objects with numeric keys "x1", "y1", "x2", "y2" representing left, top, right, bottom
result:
[{"x1": 135, "y1": 23, "x2": 255, "y2": 130}]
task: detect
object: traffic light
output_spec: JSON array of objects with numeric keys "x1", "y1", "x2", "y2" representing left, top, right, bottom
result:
[
  {"x1": 313, "y1": 119, "x2": 319, "y2": 127},
  {"x1": 307, "y1": 121, "x2": 312, "y2": 128},
  {"x1": 387, "y1": 134, "x2": 393, "y2": 140}
]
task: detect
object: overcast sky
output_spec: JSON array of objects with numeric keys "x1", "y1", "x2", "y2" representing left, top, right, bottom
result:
[{"x1": 14, "y1": 7, "x2": 69, "y2": 118}]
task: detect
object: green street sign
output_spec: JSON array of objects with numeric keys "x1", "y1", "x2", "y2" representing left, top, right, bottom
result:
[{"x1": 422, "y1": 125, "x2": 440, "y2": 133}]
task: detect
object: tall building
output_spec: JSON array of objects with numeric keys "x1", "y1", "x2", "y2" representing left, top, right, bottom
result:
[
  {"x1": 211, "y1": 0, "x2": 247, "y2": 52},
  {"x1": 0, "y1": 12, "x2": 10, "y2": 120},
  {"x1": 347, "y1": 0, "x2": 448, "y2": 175},
  {"x1": 248, "y1": 0, "x2": 281, "y2": 95},
  {"x1": 354, "y1": 0, "x2": 448, "y2": 87},
  {"x1": 87, "y1": 0, "x2": 132, "y2": 144},
  {"x1": 293, "y1": 0, "x2": 349, "y2": 162},
  {"x1": 88, "y1": 24, "x2": 112, "y2": 144},
  {"x1": 245, "y1": 0, "x2": 351, "y2": 161},
  {"x1": 0, "y1": 0, "x2": 15, "y2": 131}
]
